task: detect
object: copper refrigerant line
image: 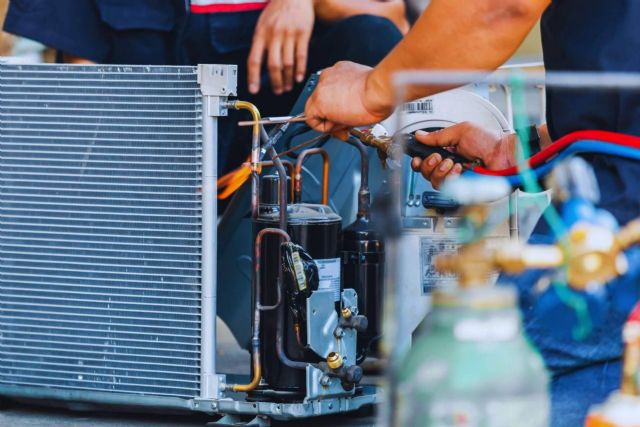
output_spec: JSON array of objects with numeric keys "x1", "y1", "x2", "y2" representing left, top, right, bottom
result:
[
  {"x1": 227, "y1": 101, "x2": 261, "y2": 218},
  {"x1": 259, "y1": 159, "x2": 295, "y2": 201},
  {"x1": 294, "y1": 148, "x2": 330, "y2": 205},
  {"x1": 344, "y1": 136, "x2": 371, "y2": 220},
  {"x1": 225, "y1": 227, "x2": 292, "y2": 393}
]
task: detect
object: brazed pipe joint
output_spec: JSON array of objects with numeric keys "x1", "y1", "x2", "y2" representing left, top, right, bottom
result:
[{"x1": 294, "y1": 148, "x2": 330, "y2": 205}]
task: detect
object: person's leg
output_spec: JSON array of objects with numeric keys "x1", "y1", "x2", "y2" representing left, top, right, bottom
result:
[
  {"x1": 308, "y1": 14, "x2": 403, "y2": 73},
  {"x1": 550, "y1": 361, "x2": 620, "y2": 427}
]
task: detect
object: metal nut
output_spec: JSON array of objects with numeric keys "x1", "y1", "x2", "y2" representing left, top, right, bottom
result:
[
  {"x1": 320, "y1": 375, "x2": 331, "y2": 387},
  {"x1": 326, "y1": 352, "x2": 344, "y2": 370}
]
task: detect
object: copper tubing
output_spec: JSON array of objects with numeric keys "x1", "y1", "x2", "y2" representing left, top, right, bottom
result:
[
  {"x1": 226, "y1": 227, "x2": 291, "y2": 393},
  {"x1": 254, "y1": 228, "x2": 290, "y2": 312},
  {"x1": 259, "y1": 126, "x2": 289, "y2": 231},
  {"x1": 232, "y1": 346, "x2": 262, "y2": 393},
  {"x1": 345, "y1": 136, "x2": 371, "y2": 220},
  {"x1": 228, "y1": 101, "x2": 261, "y2": 218},
  {"x1": 293, "y1": 323, "x2": 304, "y2": 348},
  {"x1": 621, "y1": 320, "x2": 640, "y2": 396},
  {"x1": 294, "y1": 148, "x2": 330, "y2": 205},
  {"x1": 260, "y1": 159, "x2": 294, "y2": 179},
  {"x1": 621, "y1": 340, "x2": 640, "y2": 396}
]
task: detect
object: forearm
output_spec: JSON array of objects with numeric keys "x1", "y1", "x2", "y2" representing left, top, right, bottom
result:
[
  {"x1": 63, "y1": 53, "x2": 95, "y2": 64},
  {"x1": 365, "y1": 0, "x2": 549, "y2": 113},
  {"x1": 538, "y1": 123, "x2": 553, "y2": 149}
]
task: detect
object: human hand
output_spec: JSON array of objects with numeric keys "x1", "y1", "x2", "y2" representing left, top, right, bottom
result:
[
  {"x1": 410, "y1": 122, "x2": 516, "y2": 190},
  {"x1": 304, "y1": 61, "x2": 393, "y2": 139},
  {"x1": 248, "y1": 0, "x2": 315, "y2": 95}
]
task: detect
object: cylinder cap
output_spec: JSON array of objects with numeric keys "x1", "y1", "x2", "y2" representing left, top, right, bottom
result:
[{"x1": 260, "y1": 174, "x2": 291, "y2": 205}]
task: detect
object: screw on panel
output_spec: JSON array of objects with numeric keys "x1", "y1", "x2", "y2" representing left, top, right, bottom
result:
[{"x1": 320, "y1": 375, "x2": 331, "y2": 388}]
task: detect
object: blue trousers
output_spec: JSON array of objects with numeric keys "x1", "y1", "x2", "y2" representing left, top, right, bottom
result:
[{"x1": 506, "y1": 244, "x2": 640, "y2": 426}]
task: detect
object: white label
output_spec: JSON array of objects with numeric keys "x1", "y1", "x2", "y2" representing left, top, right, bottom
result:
[
  {"x1": 453, "y1": 315, "x2": 519, "y2": 343},
  {"x1": 403, "y1": 99, "x2": 434, "y2": 114},
  {"x1": 316, "y1": 258, "x2": 341, "y2": 302},
  {"x1": 291, "y1": 250, "x2": 307, "y2": 291},
  {"x1": 420, "y1": 237, "x2": 459, "y2": 294}
]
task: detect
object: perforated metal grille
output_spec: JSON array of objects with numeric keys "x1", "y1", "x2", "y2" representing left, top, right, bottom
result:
[{"x1": 0, "y1": 64, "x2": 203, "y2": 398}]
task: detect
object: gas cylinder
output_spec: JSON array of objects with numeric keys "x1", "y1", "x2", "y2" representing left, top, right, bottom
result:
[
  {"x1": 396, "y1": 285, "x2": 549, "y2": 427},
  {"x1": 585, "y1": 304, "x2": 640, "y2": 427}
]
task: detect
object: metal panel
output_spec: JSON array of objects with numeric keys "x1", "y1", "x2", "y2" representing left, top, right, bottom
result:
[{"x1": 0, "y1": 64, "x2": 203, "y2": 399}]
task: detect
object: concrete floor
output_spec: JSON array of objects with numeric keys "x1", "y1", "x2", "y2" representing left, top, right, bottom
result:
[
  {"x1": 0, "y1": 405, "x2": 376, "y2": 427},
  {"x1": 0, "y1": 319, "x2": 376, "y2": 426}
]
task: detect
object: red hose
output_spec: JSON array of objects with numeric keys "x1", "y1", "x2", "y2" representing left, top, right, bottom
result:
[
  {"x1": 473, "y1": 130, "x2": 640, "y2": 176},
  {"x1": 628, "y1": 302, "x2": 640, "y2": 324}
]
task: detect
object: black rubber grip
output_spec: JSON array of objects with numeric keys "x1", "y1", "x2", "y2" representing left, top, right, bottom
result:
[{"x1": 403, "y1": 133, "x2": 469, "y2": 164}]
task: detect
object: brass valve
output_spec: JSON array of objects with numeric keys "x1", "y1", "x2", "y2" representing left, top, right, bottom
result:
[
  {"x1": 435, "y1": 218, "x2": 640, "y2": 290},
  {"x1": 621, "y1": 320, "x2": 640, "y2": 396},
  {"x1": 326, "y1": 352, "x2": 344, "y2": 370}
]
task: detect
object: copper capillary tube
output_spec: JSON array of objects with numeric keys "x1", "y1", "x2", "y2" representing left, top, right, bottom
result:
[{"x1": 294, "y1": 148, "x2": 330, "y2": 205}]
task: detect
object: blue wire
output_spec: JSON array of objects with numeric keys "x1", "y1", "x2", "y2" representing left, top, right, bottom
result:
[{"x1": 464, "y1": 140, "x2": 640, "y2": 186}]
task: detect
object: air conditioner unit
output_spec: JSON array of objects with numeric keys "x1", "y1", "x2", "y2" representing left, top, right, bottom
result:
[{"x1": 0, "y1": 62, "x2": 375, "y2": 423}]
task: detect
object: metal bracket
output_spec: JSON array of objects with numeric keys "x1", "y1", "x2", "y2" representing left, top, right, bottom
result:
[
  {"x1": 306, "y1": 289, "x2": 358, "y2": 362},
  {"x1": 306, "y1": 289, "x2": 338, "y2": 358},
  {"x1": 341, "y1": 288, "x2": 358, "y2": 316},
  {"x1": 207, "y1": 414, "x2": 271, "y2": 426},
  {"x1": 204, "y1": 96, "x2": 229, "y2": 118},
  {"x1": 305, "y1": 365, "x2": 353, "y2": 401},
  {"x1": 305, "y1": 289, "x2": 358, "y2": 401},
  {"x1": 198, "y1": 64, "x2": 238, "y2": 97},
  {"x1": 198, "y1": 64, "x2": 238, "y2": 117}
]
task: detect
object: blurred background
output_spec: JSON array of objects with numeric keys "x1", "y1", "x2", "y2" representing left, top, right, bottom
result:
[{"x1": 1, "y1": 0, "x2": 53, "y2": 62}]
